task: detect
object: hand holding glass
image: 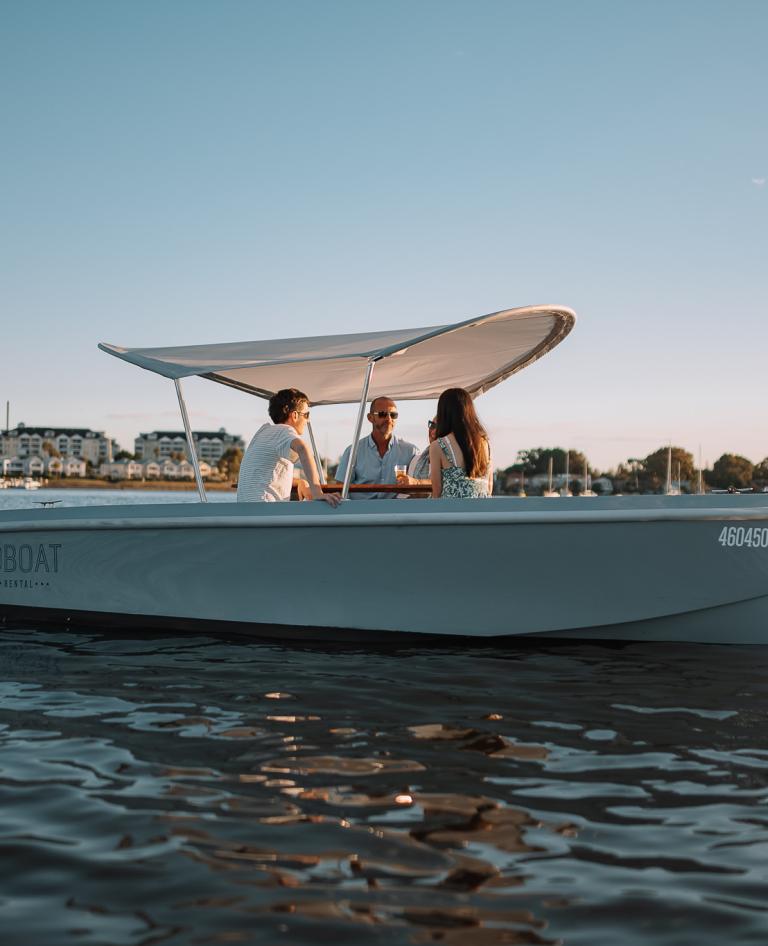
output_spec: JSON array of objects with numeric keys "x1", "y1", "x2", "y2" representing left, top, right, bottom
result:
[{"x1": 394, "y1": 464, "x2": 408, "y2": 483}]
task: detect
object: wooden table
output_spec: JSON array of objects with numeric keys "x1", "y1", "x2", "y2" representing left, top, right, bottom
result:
[
  {"x1": 244, "y1": 482, "x2": 433, "y2": 498},
  {"x1": 321, "y1": 483, "x2": 432, "y2": 495}
]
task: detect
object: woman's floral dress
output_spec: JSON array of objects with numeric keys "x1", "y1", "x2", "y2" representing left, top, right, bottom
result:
[{"x1": 438, "y1": 437, "x2": 490, "y2": 498}]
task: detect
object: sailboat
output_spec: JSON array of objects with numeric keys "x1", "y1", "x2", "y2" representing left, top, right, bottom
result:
[
  {"x1": 542, "y1": 455, "x2": 558, "y2": 497},
  {"x1": 666, "y1": 446, "x2": 681, "y2": 496},
  {"x1": 559, "y1": 450, "x2": 572, "y2": 497},
  {"x1": 582, "y1": 458, "x2": 597, "y2": 497}
]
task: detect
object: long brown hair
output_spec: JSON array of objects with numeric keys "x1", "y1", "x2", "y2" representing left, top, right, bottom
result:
[{"x1": 435, "y1": 388, "x2": 489, "y2": 478}]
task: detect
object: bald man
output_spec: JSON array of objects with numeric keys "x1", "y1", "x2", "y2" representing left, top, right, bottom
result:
[{"x1": 335, "y1": 396, "x2": 418, "y2": 499}]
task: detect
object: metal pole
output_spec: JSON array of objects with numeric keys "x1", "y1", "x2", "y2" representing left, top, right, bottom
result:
[
  {"x1": 306, "y1": 420, "x2": 325, "y2": 485},
  {"x1": 174, "y1": 379, "x2": 207, "y2": 503},
  {"x1": 342, "y1": 359, "x2": 376, "y2": 500}
]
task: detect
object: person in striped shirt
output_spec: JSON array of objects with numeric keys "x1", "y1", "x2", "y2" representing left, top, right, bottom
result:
[{"x1": 237, "y1": 389, "x2": 340, "y2": 506}]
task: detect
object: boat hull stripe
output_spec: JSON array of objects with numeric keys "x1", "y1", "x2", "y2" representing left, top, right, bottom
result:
[{"x1": 1, "y1": 506, "x2": 768, "y2": 534}]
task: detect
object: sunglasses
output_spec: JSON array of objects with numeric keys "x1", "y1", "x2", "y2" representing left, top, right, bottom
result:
[
  {"x1": 428, "y1": 420, "x2": 437, "y2": 429},
  {"x1": 373, "y1": 411, "x2": 398, "y2": 419},
  {"x1": 294, "y1": 410, "x2": 310, "y2": 419}
]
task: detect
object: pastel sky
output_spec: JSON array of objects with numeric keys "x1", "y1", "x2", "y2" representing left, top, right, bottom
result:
[{"x1": 2, "y1": 0, "x2": 766, "y2": 471}]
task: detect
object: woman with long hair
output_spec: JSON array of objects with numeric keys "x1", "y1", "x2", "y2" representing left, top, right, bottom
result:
[{"x1": 428, "y1": 388, "x2": 493, "y2": 498}]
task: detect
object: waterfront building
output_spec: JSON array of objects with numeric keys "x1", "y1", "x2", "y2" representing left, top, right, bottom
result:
[
  {"x1": 0, "y1": 423, "x2": 113, "y2": 467},
  {"x1": 2, "y1": 457, "x2": 30, "y2": 476},
  {"x1": 134, "y1": 428, "x2": 244, "y2": 464},
  {"x1": 62, "y1": 457, "x2": 88, "y2": 477},
  {"x1": 100, "y1": 460, "x2": 145, "y2": 480},
  {"x1": 99, "y1": 459, "x2": 213, "y2": 481},
  {"x1": 24, "y1": 457, "x2": 44, "y2": 476},
  {"x1": 0, "y1": 455, "x2": 89, "y2": 479}
]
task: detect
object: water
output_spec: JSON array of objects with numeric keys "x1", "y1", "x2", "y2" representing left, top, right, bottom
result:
[
  {"x1": 1, "y1": 492, "x2": 767, "y2": 945},
  {"x1": 0, "y1": 487, "x2": 236, "y2": 511}
]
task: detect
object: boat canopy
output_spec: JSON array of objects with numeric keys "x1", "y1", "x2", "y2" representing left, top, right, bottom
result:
[{"x1": 99, "y1": 304, "x2": 575, "y2": 405}]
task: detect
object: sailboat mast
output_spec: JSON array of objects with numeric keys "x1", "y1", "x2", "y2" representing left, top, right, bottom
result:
[{"x1": 698, "y1": 444, "x2": 703, "y2": 495}]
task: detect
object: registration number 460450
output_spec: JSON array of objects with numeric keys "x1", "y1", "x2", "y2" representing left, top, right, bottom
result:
[{"x1": 718, "y1": 525, "x2": 768, "y2": 548}]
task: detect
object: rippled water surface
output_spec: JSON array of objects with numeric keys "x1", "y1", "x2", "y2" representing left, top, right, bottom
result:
[
  {"x1": 0, "y1": 488, "x2": 236, "y2": 511},
  {"x1": 3, "y1": 633, "x2": 768, "y2": 946},
  {"x1": 1, "y1": 493, "x2": 767, "y2": 944}
]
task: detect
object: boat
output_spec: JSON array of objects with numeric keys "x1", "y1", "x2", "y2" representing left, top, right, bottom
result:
[
  {"x1": 6, "y1": 477, "x2": 40, "y2": 490},
  {"x1": 581, "y1": 459, "x2": 597, "y2": 497},
  {"x1": 665, "y1": 445, "x2": 681, "y2": 495},
  {"x1": 542, "y1": 456, "x2": 559, "y2": 498},
  {"x1": 2, "y1": 303, "x2": 768, "y2": 645},
  {"x1": 559, "y1": 450, "x2": 573, "y2": 497}
]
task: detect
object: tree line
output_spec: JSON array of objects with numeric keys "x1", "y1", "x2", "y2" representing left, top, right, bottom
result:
[
  {"x1": 146, "y1": 444, "x2": 766, "y2": 494},
  {"x1": 499, "y1": 446, "x2": 768, "y2": 493}
]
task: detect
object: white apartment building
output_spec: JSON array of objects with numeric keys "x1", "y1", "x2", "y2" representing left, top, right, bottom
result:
[
  {"x1": 100, "y1": 461, "x2": 145, "y2": 480},
  {"x1": 0, "y1": 424, "x2": 113, "y2": 466},
  {"x1": 2, "y1": 457, "x2": 43, "y2": 476},
  {"x1": 0, "y1": 455, "x2": 86, "y2": 477},
  {"x1": 134, "y1": 428, "x2": 244, "y2": 464},
  {"x1": 100, "y1": 459, "x2": 213, "y2": 481}
]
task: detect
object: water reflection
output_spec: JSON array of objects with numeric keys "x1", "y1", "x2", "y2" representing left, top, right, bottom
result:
[{"x1": 1, "y1": 630, "x2": 767, "y2": 944}]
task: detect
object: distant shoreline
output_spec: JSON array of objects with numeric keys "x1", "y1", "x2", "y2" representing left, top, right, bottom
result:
[{"x1": 34, "y1": 479, "x2": 236, "y2": 492}]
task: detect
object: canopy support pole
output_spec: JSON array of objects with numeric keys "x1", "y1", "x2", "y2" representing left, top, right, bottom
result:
[
  {"x1": 306, "y1": 420, "x2": 325, "y2": 485},
  {"x1": 342, "y1": 359, "x2": 376, "y2": 500},
  {"x1": 174, "y1": 379, "x2": 207, "y2": 503}
]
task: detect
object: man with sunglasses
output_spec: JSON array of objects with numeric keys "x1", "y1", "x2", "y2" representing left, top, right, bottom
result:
[
  {"x1": 238, "y1": 388, "x2": 340, "y2": 505},
  {"x1": 334, "y1": 396, "x2": 418, "y2": 499}
]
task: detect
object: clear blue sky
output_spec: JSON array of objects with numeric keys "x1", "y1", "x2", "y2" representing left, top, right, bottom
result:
[{"x1": 2, "y1": 0, "x2": 766, "y2": 470}]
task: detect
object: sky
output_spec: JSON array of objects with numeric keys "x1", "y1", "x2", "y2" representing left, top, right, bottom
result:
[{"x1": 2, "y1": 0, "x2": 766, "y2": 472}]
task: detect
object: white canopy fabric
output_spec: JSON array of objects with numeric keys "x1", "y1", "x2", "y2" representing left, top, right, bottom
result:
[{"x1": 99, "y1": 304, "x2": 575, "y2": 405}]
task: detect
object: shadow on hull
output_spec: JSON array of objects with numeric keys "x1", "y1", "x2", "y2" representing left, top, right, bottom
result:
[{"x1": 3, "y1": 594, "x2": 767, "y2": 647}]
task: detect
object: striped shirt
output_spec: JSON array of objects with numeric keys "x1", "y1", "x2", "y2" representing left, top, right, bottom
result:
[{"x1": 237, "y1": 423, "x2": 298, "y2": 502}]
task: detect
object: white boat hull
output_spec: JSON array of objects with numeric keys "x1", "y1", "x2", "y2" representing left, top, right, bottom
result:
[{"x1": 1, "y1": 496, "x2": 768, "y2": 644}]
